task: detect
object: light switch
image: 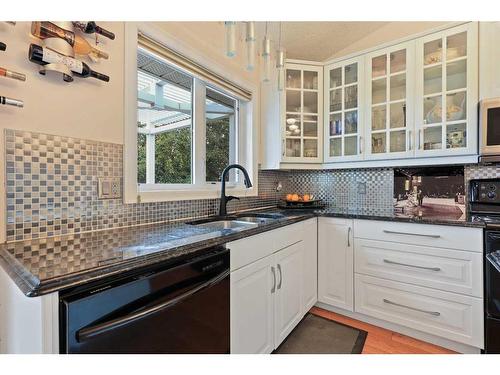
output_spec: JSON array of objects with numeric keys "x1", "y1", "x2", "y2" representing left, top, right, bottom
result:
[
  {"x1": 102, "y1": 181, "x2": 111, "y2": 196},
  {"x1": 98, "y1": 177, "x2": 122, "y2": 199}
]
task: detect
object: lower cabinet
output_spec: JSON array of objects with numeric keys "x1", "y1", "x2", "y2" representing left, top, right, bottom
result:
[
  {"x1": 230, "y1": 242, "x2": 305, "y2": 354},
  {"x1": 318, "y1": 217, "x2": 354, "y2": 311},
  {"x1": 230, "y1": 254, "x2": 275, "y2": 354},
  {"x1": 302, "y1": 218, "x2": 318, "y2": 313},
  {"x1": 230, "y1": 218, "x2": 317, "y2": 354},
  {"x1": 317, "y1": 217, "x2": 484, "y2": 351},
  {"x1": 273, "y1": 242, "x2": 304, "y2": 347}
]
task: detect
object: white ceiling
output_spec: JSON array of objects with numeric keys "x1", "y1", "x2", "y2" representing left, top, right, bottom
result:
[
  {"x1": 254, "y1": 21, "x2": 448, "y2": 61},
  {"x1": 256, "y1": 22, "x2": 389, "y2": 61}
]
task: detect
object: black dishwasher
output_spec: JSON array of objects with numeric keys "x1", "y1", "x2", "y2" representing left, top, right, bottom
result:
[{"x1": 59, "y1": 246, "x2": 230, "y2": 354}]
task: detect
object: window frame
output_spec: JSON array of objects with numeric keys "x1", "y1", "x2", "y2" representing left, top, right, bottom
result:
[{"x1": 124, "y1": 23, "x2": 258, "y2": 203}]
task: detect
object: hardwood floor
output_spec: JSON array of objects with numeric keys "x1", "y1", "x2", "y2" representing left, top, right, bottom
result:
[{"x1": 310, "y1": 307, "x2": 456, "y2": 354}]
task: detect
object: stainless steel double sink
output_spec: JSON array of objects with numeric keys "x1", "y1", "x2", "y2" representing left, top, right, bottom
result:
[{"x1": 188, "y1": 213, "x2": 285, "y2": 231}]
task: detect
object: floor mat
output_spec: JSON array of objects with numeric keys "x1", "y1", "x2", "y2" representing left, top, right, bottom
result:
[{"x1": 274, "y1": 313, "x2": 367, "y2": 354}]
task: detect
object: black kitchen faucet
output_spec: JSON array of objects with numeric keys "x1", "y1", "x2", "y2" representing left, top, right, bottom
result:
[{"x1": 219, "y1": 164, "x2": 253, "y2": 216}]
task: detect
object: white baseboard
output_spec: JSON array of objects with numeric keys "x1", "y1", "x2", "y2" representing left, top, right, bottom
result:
[{"x1": 315, "y1": 302, "x2": 482, "y2": 354}]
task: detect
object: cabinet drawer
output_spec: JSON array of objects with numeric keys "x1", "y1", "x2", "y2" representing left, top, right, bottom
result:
[
  {"x1": 354, "y1": 239, "x2": 483, "y2": 297},
  {"x1": 354, "y1": 219, "x2": 482, "y2": 252},
  {"x1": 354, "y1": 274, "x2": 484, "y2": 348},
  {"x1": 229, "y1": 221, "x2": 305, "y2": 271}
]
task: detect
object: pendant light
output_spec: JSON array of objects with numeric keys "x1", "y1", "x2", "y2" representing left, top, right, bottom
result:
[
  {"x1": 245, "y1": 22, "x2": 256, "y2": 71},
  {"x1": 224, "y1": 21, "x2": 237, "y2": 58},
  {"x1": 262, "y1": 22, "x2": 271, "y2": 82},
  {"x1": 276, "y1": 22, "x2": 286, "y2": 91}
]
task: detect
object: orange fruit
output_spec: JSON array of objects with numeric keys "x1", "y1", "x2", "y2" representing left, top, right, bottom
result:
[
  {"x1": 303, "y1": 194, "x2": 310, "y2": 202},
  {"x1": 291, "y1": 194, "x2": 299, "y2": 202},
  {"x1": 286, "y1": 194, "x2": 293, "y2": 201}
]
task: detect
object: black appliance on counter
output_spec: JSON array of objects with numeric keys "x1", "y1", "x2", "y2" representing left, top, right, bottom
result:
[
  {"x1": 59, "y1": 245, "x2": 230, "y2": 354},
  {"x1": 469, "y1": 179, "x2": 500, "y2": 353}
]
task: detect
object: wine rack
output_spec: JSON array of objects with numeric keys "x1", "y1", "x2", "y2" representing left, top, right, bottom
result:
[
  {"x1": 33, "y1": 21, "x2": 76, "y2": 82},
  {"x1": 29, "y1": 21, "x2": 111, "y2": 83},
  {"x1": 1, "y1": 22, "x2": 24, "y2": 109}
]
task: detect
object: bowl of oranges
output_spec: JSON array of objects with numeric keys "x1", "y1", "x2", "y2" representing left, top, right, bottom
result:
[
  {"x1": 280, "y1": 193, "x2": 322, "y2": 208},
  {"x1": 285, "y1": 193, "x2": 312, "y2": 202}
]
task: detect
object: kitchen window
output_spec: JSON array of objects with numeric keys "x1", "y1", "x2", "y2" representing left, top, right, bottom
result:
[
  {"x1": 137, "y1": 46, "x2": 239, "y2": 186},
  {"x1": 124, "y1": 25, "x2": 257, "y2": 203}
]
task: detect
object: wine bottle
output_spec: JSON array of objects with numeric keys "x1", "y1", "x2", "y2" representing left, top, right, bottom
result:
[
  {"x1": 0, "y1": 66, "x2": 26, "y2": 81},
  {"x1": 1, "y1": 96, "x2": 23, "y2": 108},
  {"x1": 72, "y1": 22, "x2": 115, "y2": 40},
  {"x1": 28, "y1": 44, "x2": 110, "y2": 82},
  {"x1": 0, "y1": 42, "x2": 6, "y2": 51},
  {"x1": 31, "y1": 21, "x2": 109, "y2": 60}
]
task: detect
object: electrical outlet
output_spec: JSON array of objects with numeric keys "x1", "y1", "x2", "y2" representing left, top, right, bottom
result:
[
  {"x1": 357, "y1": 181, "x2": 366, "y2": 195},
  {"x1": 98, "y1": 177, "x2": 122, "y2": 199}
]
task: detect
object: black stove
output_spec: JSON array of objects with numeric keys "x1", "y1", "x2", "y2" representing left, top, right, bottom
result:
[{"x1": 469, "y1": 179, "x2": 500, "y2": 353}]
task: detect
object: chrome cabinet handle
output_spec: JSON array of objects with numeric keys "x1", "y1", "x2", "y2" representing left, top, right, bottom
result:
[
  {"x1": 383, "y1": 298, "x2": 441, "y2": 316},
  {"x1": 359, "y1": 136, "x2": 363, "y2": 154},
  {"x1": 271, "y1": 266, "x2": 276, "y2": 293},
  {"x1": 418, "y1": 129, "x2": 423, "y2": 150},
  {"x1": 282, "y1": 139, "x2": 285, "y2": 157},
  {"x1": 383, "y1": 229, "x2": 440, "y2": 239},
  {"x1": 383, "y1": 259, "x2": 441, "y2": 271},
  {"x1": 347, "y1": 227, "x2": 351, "y2": 247},
  {"x1": 277, "y1": 264, "x2": 282, "y2": 290},
  {"x1": 408, "y1": 130, "x2": 412, "y2": 151}
]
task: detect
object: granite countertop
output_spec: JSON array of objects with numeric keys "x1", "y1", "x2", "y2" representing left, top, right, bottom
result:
[
  {"x1": 0, "y1": 209, "x2": 314, "y2": 297},
  {"x1": 0, "y1": 206, "x2": 484, "y2": 298},
  {"x1": 315, "y1": 207, "x2": 485, "y2": 228}
]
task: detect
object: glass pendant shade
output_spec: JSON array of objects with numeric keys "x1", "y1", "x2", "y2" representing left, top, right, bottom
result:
[
  {"x1": 245, "y1": 22, "x2": 256, "y2": 71},
  {"x1": 277, "y1": 48, "x2": 285, "y2": 91},
  {"x1": 262, "y1": 37, "x2": 271, "y2": 82},
  {"x1": 224, "y1": 21, "x2": 237, "y2": 58}
]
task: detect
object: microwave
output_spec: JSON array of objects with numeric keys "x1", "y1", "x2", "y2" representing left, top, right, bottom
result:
[{"x1": 480, "y1": 98, "x2": 500, "y2": 163}]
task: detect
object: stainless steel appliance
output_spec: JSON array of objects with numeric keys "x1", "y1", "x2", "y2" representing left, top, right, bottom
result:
[
  {"x1": 479, "y1": 98, "x2": 500, "y2": 163},
  {"x1": 469, "y1": 179, "x2": 500, "y2": 353},
  {"x1": 59, "y1": 245, "x2": 230, "y2": 354}
]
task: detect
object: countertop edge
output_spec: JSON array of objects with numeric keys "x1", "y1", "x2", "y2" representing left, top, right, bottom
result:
[{"x1": 315, "y1": 212, "x2": 485, "y2": 228}]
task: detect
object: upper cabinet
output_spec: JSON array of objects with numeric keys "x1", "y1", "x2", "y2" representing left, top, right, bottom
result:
[
  {"x1": 324, "y1": 57, "x2": 364, "y2": 162},
  {"x1": 261, "y1": 22, "x2": 479, "y2": 169},
  {"x1": 281, "y1": 63, "x2": 323, "y2": 163},
  {"x1": 365, "y1": 42, "x2": 415, "y2": 160},
  {"x1": 415, "y1": 23, "x2": 478, "y2": 157}
]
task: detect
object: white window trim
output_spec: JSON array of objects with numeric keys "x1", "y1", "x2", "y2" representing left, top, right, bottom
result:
[{"x1": 124, "y1": 22, "x2": 259, "y2": 203}]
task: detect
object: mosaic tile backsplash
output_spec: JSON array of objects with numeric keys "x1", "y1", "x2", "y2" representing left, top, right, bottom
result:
[
  {"x1": 4, "y1": 129, "x2": 284, "y2": 242},
  {"x1": 4, "y1": 128, "x2": 492, "y2": 242}
]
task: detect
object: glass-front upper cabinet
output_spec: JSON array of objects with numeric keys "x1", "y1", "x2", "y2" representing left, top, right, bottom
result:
[
  {"x1": 324, "y1": 57, "x2": 364, "y2": 162},
  {"x1": 415, "y1": 23, "x2": 478, "y2": 157},
  {"x1": 282, "y1": 63, "x2": 323, "y2": 163},
  {"x1": 365, "y1": 42, "x2": 415, "y2": 160}
]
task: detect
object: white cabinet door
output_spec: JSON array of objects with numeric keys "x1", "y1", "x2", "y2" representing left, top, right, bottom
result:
[
  {"x1": 318, "y1": 217, "x2": 354, "y2": 311},
  {"x1": 302, "y1": 218, "x2": 318, "y2": 314},
  {"x1": 324, "y1": 56, "x2": 365, "y2": 162},
  {"x1": 365, "y1": 41, "x2": 416, "y2": 160},
  {"x1": 415, "y1": 22, "x2": 478, "y2": 158},
  {"x1": 282, "y1": 63, "x2": 323, "y2": 163},
  {"x1": 230, "y1": 254, "x2": 275, "y2": 354},
  {"x1": 274, "y1": 241, "x2": 304, "y2": 347}
]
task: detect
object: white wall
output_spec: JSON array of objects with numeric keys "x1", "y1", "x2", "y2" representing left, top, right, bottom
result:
[
  {"x1": 479, "y1": 22, "x2": 500, "y2": 99},
  {"x1": 0, "y1": 22, "x2": 125, "y2": 243}
]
